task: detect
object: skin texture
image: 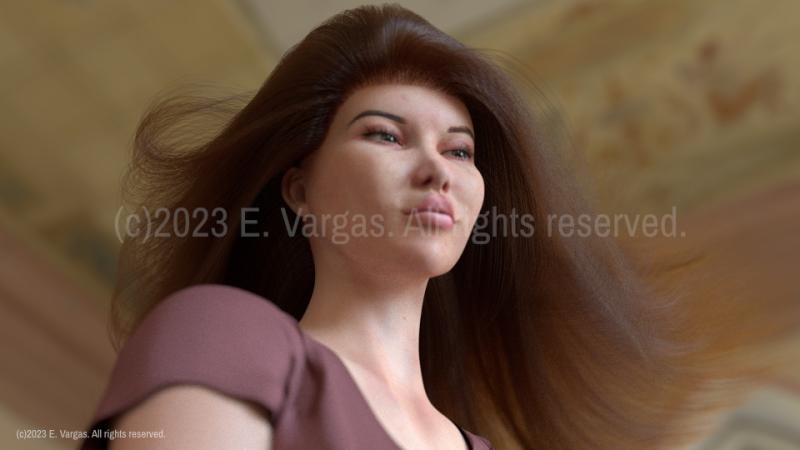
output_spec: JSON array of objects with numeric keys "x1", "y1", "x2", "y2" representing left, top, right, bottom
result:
[
  {"x1": 111, "y1": 84, "x2": 484, "y2": 450},
  {"x1": 282, "y1": 83, "x2": 485, "y2": 449}
]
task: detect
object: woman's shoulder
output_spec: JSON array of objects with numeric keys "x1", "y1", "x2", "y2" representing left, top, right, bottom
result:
[
  {"x1": 124, "y1": 283, "x2": 304, "y2": 382},
  {"x1": 79, "y1": 284, "x2": 304, "y2": 449},
  {"x1": 115, "y1": 283, "x2": 304, "y2": 398}
]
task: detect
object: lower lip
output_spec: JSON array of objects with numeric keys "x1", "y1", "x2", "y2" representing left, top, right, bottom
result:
[{"x1": 407, "y1": 211, "x2": 454, "y2": 230}]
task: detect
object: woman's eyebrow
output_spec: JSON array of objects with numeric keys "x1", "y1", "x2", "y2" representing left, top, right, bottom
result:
[
  {"x1": 448, "y1": 125, "x2": 474, "y2": 140},
  {"x1": 348, "y1": 109, "x2": 405, "y2": 126},
  {"x1": 347, "y1": 109, "x2": 474, "y2": 139}
]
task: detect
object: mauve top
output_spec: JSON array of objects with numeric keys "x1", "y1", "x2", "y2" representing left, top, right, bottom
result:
[{"x1": 79, "y1": 283, "x2": 493, "y2": 449}]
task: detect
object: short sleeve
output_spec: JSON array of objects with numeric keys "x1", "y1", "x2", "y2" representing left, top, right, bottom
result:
[{"x1": 79, "y1": 283, "x2": 302, "y2": 449}]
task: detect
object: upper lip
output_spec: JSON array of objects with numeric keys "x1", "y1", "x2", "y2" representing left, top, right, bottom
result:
[{"x1": 405, "y1": 193, "x2": 454, "y2": 220}]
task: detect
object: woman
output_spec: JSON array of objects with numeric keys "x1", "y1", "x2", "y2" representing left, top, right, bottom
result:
[{"x1": 79, "y1": 4, "x2": 797, "y2": 450}]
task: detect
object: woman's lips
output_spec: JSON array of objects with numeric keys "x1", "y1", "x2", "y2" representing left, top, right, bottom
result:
[
  {"x1": 406, "y1": 209, "x2": 454, "y2": 230},
  {"x1": 403, "y1": 193, "x2": 456, "y2": 231}
]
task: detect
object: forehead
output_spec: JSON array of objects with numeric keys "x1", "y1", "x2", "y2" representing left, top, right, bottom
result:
[{"x1": 336, "y1": 83, "x2": 473, "y2": 129}]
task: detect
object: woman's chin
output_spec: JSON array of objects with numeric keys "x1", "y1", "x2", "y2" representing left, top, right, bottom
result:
[{"x1": 399, "y1": 251, "x2": 458, "y2": 278}]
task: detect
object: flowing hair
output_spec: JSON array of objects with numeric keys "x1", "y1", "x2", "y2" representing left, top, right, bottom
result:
[{"x1": 108, "y1": 4, "x2": 799, "y2": 449}]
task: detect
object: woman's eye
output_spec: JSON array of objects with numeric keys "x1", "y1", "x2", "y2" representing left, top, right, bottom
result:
[
  {"x1": 363, "y1": 129, "x2": 472, "y2": 161},
  {"x1": 363, "y1": 129, "x2": 399, "y2": 144},
  {"x1": 448, "y1": 148, "x2": 474, "y2": 160}
]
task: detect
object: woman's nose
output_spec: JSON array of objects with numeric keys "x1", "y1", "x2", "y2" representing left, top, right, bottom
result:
[{"x1": 411, "y1": 145, "x2": 451, "y2": 192}]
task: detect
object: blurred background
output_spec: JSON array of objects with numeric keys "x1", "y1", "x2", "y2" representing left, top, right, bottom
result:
[{"x1": 0, "y1": 0, "x2": 798, "y2": 449}]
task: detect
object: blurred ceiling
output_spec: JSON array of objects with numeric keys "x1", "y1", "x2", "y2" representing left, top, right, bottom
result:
[{"x1": 0, "y1": 0, "x2": 276, "y2": 298}]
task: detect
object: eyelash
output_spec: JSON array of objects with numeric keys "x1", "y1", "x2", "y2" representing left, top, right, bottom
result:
[{"x1": 362, "y1": 126, "x2": 474, "y2": 161}]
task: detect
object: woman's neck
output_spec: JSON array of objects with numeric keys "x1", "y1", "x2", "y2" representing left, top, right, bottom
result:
[{"x1": 297, "y1": 255, "x2": 431, "y2": 400}]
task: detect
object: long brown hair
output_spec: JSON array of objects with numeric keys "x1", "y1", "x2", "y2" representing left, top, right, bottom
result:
[{"x1": 109, "y1": 4, "x2": 799, "y2": 449}]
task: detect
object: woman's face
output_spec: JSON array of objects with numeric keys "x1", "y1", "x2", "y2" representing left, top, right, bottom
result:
[{"x1": 283, "y1": 83, "x2": 484, "y2": 278}]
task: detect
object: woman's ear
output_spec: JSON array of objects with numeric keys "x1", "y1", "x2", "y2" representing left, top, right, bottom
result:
[{"x1": 281, "y1": 166, "x2": 308, "y2": 218}]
